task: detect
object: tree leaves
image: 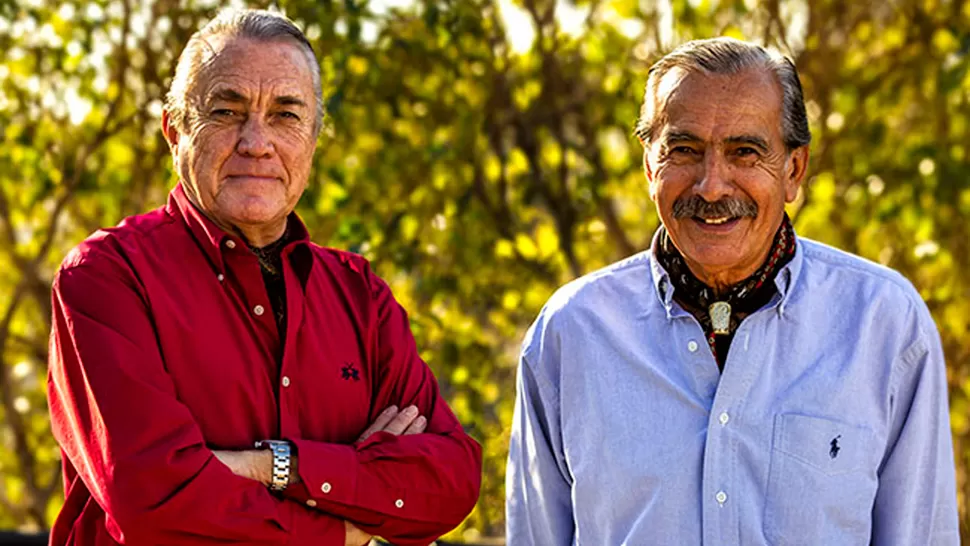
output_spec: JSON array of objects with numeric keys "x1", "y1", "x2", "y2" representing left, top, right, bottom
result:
[{"x1": 0, "y1": 0, "x2": 968, "y2": 540}]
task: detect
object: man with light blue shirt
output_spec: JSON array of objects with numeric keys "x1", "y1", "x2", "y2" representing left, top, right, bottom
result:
[{"x1": 506, "y1": 38, "x2": 959, "y2": 545}]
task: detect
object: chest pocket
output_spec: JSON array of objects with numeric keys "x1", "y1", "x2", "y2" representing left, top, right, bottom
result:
[{"x1": 764, "y1": 413, "x2": 878, "y2": 545}]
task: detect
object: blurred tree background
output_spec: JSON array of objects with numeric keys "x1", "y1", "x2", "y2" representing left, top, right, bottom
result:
[{"x1": 0, "y1": 0, "x2": 968, "y2": 541}]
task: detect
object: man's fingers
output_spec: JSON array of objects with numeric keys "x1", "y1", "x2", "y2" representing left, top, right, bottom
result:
[
  {"x1": 358, "y1": 406, "x2": 398, "y2": 442},
  {"x1": 344, "y1": 521, "x2": 372, "y2": 546},
  {"x1": 382, "y1": 405, "x2": 420, "y2": 436},
  {"x1": 402, "y1": 415, "x2": 427, "y2": 435}
]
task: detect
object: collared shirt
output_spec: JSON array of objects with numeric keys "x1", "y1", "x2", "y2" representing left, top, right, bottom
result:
[
  {"x1": 656, "y1": 214, "x2": 797, "y2": 367},
  {"x1": 506, "y1": 233, "x2": 958, "y2": 545},
  {"x1": 47, "y1": 184, "x2": 482, "y2": 546}
]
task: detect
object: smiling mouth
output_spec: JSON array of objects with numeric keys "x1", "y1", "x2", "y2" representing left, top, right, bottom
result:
[{"x1": 694, "y1": 216, "x2": 741, "y2": 225}]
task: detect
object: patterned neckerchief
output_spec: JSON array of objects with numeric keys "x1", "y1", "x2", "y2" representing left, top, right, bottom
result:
[
  {"x1": 248, "y1": 223, "x2": 295, "y2": 344},
  {"x1": 655, "y1": 213, "x2": 797, "y2": 368}
]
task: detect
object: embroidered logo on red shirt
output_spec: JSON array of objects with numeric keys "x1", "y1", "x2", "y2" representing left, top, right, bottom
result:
[{"x1": 341, "y1": 362, "x2": 360, "y2": 381}]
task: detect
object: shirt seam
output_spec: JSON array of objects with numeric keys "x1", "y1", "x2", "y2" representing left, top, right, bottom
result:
[{"x1": 799, "y1": 241, "x2": 915, "y2": 293}]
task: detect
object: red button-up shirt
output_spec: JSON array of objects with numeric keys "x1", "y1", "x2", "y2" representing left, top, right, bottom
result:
[{"x1": 47, "y1": 184, "x2": 482, "y2": 545}]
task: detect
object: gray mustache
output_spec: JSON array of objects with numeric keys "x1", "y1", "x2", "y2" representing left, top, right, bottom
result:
[{"x1": 672, "y1": 195, "x2": 758, "y2": 219}]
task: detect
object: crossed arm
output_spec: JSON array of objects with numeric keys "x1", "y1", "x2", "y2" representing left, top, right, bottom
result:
[
  {"x1": 214, "y1": 405, "x2": 430, "y2": 545},
  {"x1": 48, "y1": 256, "x2": 481, "y2": 545}
]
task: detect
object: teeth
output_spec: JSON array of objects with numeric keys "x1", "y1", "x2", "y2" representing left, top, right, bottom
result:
[{"x1": 702, "y1": 217, "x2": 731, "y2": 225}]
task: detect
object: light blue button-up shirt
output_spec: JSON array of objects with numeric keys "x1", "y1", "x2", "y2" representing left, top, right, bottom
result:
[{"x1": 506, "y1": 236, "x2": 959, "y2": 545}]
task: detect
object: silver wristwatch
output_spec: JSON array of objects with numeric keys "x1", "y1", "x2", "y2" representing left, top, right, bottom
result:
[{"x1": 254, "y1": 439, "x2": 292, "y2": 492}]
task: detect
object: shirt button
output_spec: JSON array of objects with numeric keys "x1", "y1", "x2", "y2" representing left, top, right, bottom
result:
[
  {"x1": 306, "y1": 499, "x2": 317, "y2": 507},
  {"x1": 719, "y1": 412, "x2": 730, "y2": 425},
  {"x1": 225, "y1": 240, "x2": 236, "y2": 249},
  {"x1": 321, "y1": 482, "x2": 331, "y2": 494},
  {"x1": 216, "y1": 273, "x2": 225, "y2": 282},
  {"x1": 687, "y1": 340, "x2": 699, "y2": 352},
  {"x1": 716, "y1": 491, "x2": 727, "y2": 504},
  {"x1": 394, "y1": 499, "x2": 404, "y2": 508},
  {"x1": 253, "y1": 304, "x2": 265, "y2": 316},
  {"x1": 281, "y1": 376, "x2": 291, "y2": 388}
]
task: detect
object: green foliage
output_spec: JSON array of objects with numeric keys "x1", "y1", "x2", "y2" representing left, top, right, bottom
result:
[{"x1": 0, "y1": 0, "x2": 968, "y2": 541}]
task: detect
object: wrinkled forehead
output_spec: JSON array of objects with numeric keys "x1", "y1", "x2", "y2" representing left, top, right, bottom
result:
[
  {"x1": 193, "y1": 35, "x2": 315, "y2": 101},
  {"x1": 654, "y1": 67, "x2": 784, "y2": 142}
]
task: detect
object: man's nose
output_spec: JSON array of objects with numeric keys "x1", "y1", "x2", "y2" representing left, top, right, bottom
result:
[
  {"x1": 693, "y1": 151, "x2": 733, "y2": 203},
  {"x1": 236, "y1": 116, "x2": 274, "y2": 158}
]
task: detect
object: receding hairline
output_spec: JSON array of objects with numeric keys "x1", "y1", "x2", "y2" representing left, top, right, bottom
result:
[
  {"x1": 164, "y1": 9, "x2": 325, "y2": 134},
  {"x1": 651, "y1": 65, "x2": 785, "y2": 135},
  {"x1": 193, "y1": 34, "x2": 318, "y2": 96},
  {"x1": 194, "y1": 32, "x2": 318, "y2": 81}
]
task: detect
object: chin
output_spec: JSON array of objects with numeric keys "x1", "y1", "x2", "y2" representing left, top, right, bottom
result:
[{"x1": 223, "y1": 204, "x2": 285, "y2": 226}]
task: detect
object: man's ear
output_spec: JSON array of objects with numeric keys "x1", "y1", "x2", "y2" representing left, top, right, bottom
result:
[
  {"x1": 161, "y1": 110, "x2": 181, "y2": 153},
  {"x1": 784, "y1": 145, "x2": 810, "y2": 202}
]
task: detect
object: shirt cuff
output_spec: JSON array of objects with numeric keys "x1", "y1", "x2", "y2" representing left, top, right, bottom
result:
[{"x1": 290, "y1": 438, "x2": 359, "y2": 506}]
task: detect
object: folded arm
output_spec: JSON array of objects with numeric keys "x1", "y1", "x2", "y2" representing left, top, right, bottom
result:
[
  {"x1": 48, "y1": 256, "x2": 345, "y2": 545},
  {"x1": 281, "y1": 269, "x2": 483, "y2": 546}
]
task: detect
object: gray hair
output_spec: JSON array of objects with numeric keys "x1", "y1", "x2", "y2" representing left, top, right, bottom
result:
[
  {"x1": 634, "y1": 37, "x2": 811, "y2": 151},
  {"x1": 164, "y1": 9, "x2": 323, "y2": 134}
]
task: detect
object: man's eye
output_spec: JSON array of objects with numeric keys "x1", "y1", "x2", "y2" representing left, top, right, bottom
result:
[
  {"x1": 671, "y1": 146, "x2": 698, "y2": 155},
  {"x1": 212, "y1": 109, "x2": 237, "y2": 117},
  {"x1": 736, "y1": 147, "x2": 759, "y2": 157},
  {"x1": 278, "y1": 111, "x2": 300, "y2": 120}
]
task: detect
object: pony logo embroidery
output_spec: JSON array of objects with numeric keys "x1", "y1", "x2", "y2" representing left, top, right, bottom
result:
[{"x1": 829, "y1": 435, "x2": 841, "y2": 459}]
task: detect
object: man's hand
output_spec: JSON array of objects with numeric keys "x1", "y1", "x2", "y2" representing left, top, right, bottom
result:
[
  {"x1": 345, "y1": 521, "x2": 373, "y2": 546},
  {"x1": 357, "y1": 405, "x2": 427, "y2": 442},
  {"x1": 212, "y1": 449, "x2": 273, "y2": 486}
]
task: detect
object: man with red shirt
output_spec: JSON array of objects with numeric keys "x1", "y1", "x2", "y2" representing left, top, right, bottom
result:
[{"x1": 47, "y1": 9, "x2": 481, "y2": 546}]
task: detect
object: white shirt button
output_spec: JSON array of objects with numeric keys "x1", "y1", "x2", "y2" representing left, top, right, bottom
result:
[
  {"x1": 716, "y1": 491, "x2": 727, "y2": 504},
  {"x1": 687, "y1": 340, "x2": 699, "y2": 353},
  {"x1": 719, "y1": 412, "x2": 730, "y2": 425},
  {"x1": 394, "y1": 499, "x2": 404, "y2": 508},
  {"x1": 225, "y1": 240, "x2": 236, "y2": 249},
  {"x1": 306, "y1": 499, "x2": 317, "y2": 507},
  {"x1": 216, "y1": 273, "x2": 225, "y2": 282},
  {"x1": 321, "y1": 482, "x2": 331, "y2": 494},
  {"x1": 253, "y1": 304, "x2": 265, "y2": 316},
  {"x1": 281, "y1": 376, "x2": 291, "y2": 387}
]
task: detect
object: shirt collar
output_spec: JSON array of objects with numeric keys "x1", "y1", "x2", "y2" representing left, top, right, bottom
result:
[
  {"x1": 167, "y1": 182, "x2": 311, "y2": 275},
  {"x1": 647, "y1": 224, "x2": 805, "y2": 320},
  {"x1": 648, "y1": 229, "x2": 680, "y2": 319},
  {"x1": 773, "y1": 236, "x2": 804, "y2": 317}
]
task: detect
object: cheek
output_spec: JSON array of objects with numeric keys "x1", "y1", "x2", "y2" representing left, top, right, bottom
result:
[
  {"x1": 189, "y1": 127, "x2": 235, "y2": 165},
  {"x1": 652, "y1": 164, "x2": 694, "y2": 201},
  {"x1": 280, "y1": 131, "x2": 317, "y2": 177}
]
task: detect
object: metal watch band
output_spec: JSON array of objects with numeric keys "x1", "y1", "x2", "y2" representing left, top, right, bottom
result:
[{"x1": 254, "y1": 440, "x2": 291, "y2": 492}]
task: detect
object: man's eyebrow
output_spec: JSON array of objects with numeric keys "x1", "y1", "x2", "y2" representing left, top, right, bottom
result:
[
  {"x1": 726, "y1": 134, "x2": 769, "y2": 152},
  {"x1": 274, "y1": 95, "x2": 308, "y2": 108},
  {"x1": 208, "y1": 88, "x2": 247, "y2": 103},
  {"x1": 662, "y1": 130, "x2": 703, "y2": 143}
]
